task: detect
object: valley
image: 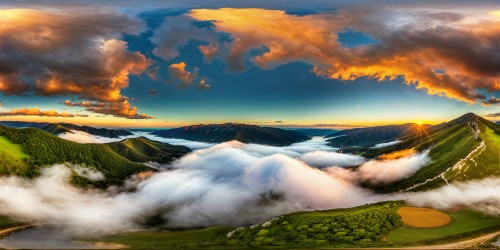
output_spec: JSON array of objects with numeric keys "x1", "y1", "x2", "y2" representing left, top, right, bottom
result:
[{"x1": 0, "y1": 112, "x2": 498, "y2": 249}]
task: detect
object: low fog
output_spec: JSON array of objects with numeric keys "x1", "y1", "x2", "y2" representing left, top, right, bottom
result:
[
  {"x1": 59, "y1": 130, "x2": 135, "y2": 144},
  {"x1": 0, "y1": 136, "x2": 497, "y2": 237}
]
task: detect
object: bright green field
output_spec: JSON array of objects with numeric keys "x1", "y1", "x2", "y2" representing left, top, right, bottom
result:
[
  {"x1": 0, "y1": 136, "x2": 28, "y2": 159},
  {"x1": 388, "y1": 210, "x2": 500, "y2": 243},
  {"x1": 0, "y1": 136, "x2": 29, "y2": 175}
]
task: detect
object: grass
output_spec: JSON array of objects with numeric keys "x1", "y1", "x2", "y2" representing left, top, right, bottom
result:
[
  {"x1": 370, "y1": 123, "x2": 481, "y2": 193},
  {"x1": 97, "y1": 227, "x2": 234, "y2": 249},
  {"x1": 0, "y1": 216, "x2": 23, "y2": 230},
  {"x1": 0, "y1": 136, "x2": 29, "y2": 175},
  {"x1": 388, "y1": 209, "x2": 500, "y2": 243},
  {"x1": 445, "y1": 126, "x2": 500, "y2": 182},
  {"x1": 397, "y1": 207, "x2": 451, "y2": 228},
  {"x1": 0, "y1": 126, "x2": 165, "y2": 183}
]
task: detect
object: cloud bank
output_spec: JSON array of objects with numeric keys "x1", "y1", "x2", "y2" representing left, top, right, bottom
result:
[
  {"x1": 404, "y1": 178, "x2": 500, "y2": 216},
  {"x1": 357, "y1": 150, "x2": 431, "y2": 184},
  {"x1": 0, "y1": 108, "x2": 87, "y2": 118}
]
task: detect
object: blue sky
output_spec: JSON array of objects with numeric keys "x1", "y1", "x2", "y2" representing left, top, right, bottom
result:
[{"x1": 0, "y1": 1, "x2": 498, "y2": 127}]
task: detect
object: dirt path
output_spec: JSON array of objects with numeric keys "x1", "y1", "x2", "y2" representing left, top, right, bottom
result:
[
  {"x1": 0, "y1": 225, "x2": 33, "y2": 236},
  {"x1": 403, "y1": 231, "x2": 499, "y2": 249}
]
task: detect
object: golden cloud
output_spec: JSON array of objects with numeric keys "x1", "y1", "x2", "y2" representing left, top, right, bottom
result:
[
  {"x1": 0, "y1": 9, "x2": 152, "y2": 119},
  {"x1": 186, "y1": 8, "x2": 500, "y2": 104},
  {"x1": 63, "y1": 100, "x2": 152, "y2": 119},
  {"x1": 0, "y1": 107, "x2": 85, "y2": 118},
  {"x1": 168, "y1": 62, "x2": 211, "y2": 90}
]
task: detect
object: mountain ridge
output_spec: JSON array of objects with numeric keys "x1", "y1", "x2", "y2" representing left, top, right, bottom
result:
[
  {"x1": 0, "y1": 121, "x2": 132, "y2": 138},
  {"x1": 152, "y1": 123, "x2": 310, "y2": 146}
]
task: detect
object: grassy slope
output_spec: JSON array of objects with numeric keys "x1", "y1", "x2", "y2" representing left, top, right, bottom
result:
[
  {"x1": 444, "y1": 125, "x2": 500, "y2": 182},
  {"x1": 98, "y1": 227, "x2": 234, "y2": 250},
  {"x1": 364, "y1": 114, "x2": 500, "y2": 193},
  {"x1": 0, "y1": 216, "x2": 22, "y2": 230},
  {"x1": 388, "y1": 210, "x2": 500, "y2": 244},
  {"x1": 0, "y1": 125, "x2": 150, "y2": 183},
  {"x1": 368, "y1": 123, "x2": 478, "y2": 192},
  {"x1": 105, "y1": 137, "x2": 190, "y2": 164},
  {"x1": 0, "y1": 136, "x2": 29, "y2": 175}
]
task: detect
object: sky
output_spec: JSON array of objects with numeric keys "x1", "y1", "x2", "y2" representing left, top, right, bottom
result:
[{"x1": 0, "y1": 0, "x2": 499, "y2": 128}]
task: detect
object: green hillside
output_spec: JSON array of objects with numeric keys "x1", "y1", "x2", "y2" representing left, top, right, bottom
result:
[
  {"x1": 225, "y1": 201, "x2": 403, "y2": 248},
  {"x1": 96, "y1": 202, "x2": 500, "y2": 249},
  {"x1": 0, "y1": 121, "x2": 132, "y2": 138},
  {"x1": 106, "y1": 137, "x2": 190, "y2": 164},
  {"x1": 362, "y1": 113, "x2": 500, "y2": 193},
  {"x1": 388, "y1": 209, "x2": 500, "y2": 244},
  {"x1": 0, "y1": 126, "x2": 190, "y2": 185},
  {"x1": 327, "y1": 124, "x2": 418, "y2": 147},
  {"x1": 0, "y1": 136, "x2": 30, "y2": 176}
]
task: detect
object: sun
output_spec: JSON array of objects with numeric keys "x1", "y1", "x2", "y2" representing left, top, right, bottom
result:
[{"x1": 417, "y1": 121, "x2": 423, "y2": 125}]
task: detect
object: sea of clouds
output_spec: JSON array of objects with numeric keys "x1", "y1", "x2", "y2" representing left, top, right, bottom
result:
[{"x1": 0, "y1": 134, "x2": 497, "y2": 237}]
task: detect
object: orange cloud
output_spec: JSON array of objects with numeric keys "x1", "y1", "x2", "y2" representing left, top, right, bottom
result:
[
  {"x1": 187, "y1": 8, "x2": 500, "y2": 104},
  {"x1": 0, "y1": 9, "x2": 152, "y2": 118},
  {"x1": 63, "y1": 100, "x2": 152, "y2": 119},
  {"x1": 0, "y1": 107, "x2": 84, "y2": 118},
  {"x1": 168, "y1": 62, "x2": 211, "y2": 89}
]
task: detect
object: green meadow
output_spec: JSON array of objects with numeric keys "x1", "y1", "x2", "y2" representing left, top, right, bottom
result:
[{"x1": 388, "y1": 209, "x2": 500, "y2": 244}]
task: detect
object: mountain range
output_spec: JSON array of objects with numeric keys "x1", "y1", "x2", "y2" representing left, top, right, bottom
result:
[
  {"x1": 326, "y1": 124, "x2": 420, "y2": 147},
  {"x1": 152, "y1": 123, "x2": 310, "y2": 146},
  {"x1": 0, "y1": 121, "x2": 132, "y2": 138}
]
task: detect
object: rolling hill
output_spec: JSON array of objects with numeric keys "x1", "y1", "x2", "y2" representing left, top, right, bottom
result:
[
  {"x1": 0, "y1": 121, "x2": 132, "y2": 138},
  {"x1": 106, "y1": 137, "x2": 191, "y2": 164},
  {"x1": 361, "y1": 113, "x2": 500, "y2": 192},
  {"x1": 152, "y1": 123, "x2": 310, "y2": 146},
  {"x1": 0, "y1": 125, "x2": 190, "y2": 185}
]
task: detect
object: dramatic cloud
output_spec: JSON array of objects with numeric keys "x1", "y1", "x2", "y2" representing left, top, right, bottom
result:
[
  {"x1": 168, "y1": 62, "x2": 211, "y2": 89},
  {"x1": 165, "y1": 8, "x2": 500, "y2": 104},
  {"x1": 151, "y1": 15, "x2": 219, "y2": 61},
  {"x1": 0, "y1": 107, "x2": 84, "y2": 118},
  {"x1": 63, "y1": 100, "x2": 152, "y2": 119},
  {"x1": 0, "y1": 9, "x2": 151, "y2": 118}
]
